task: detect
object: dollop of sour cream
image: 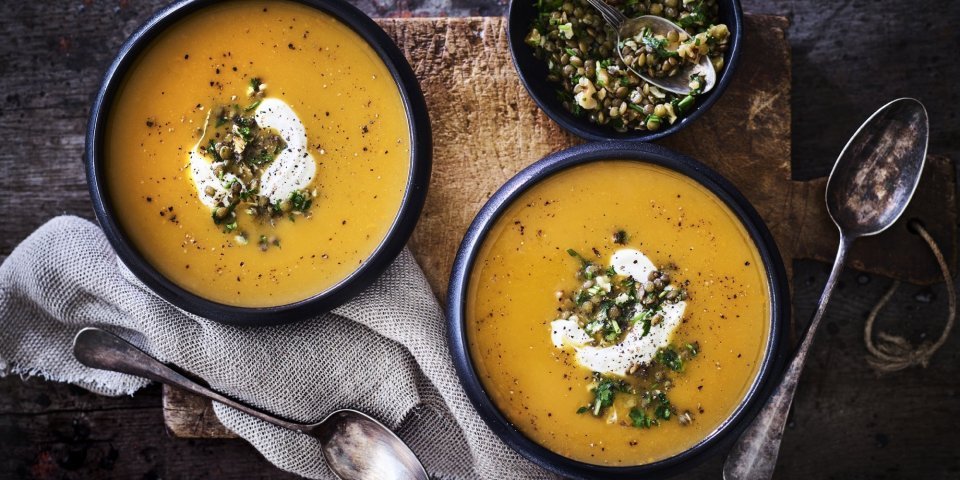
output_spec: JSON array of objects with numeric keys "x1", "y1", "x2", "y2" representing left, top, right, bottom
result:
[
  {"x1": 189, "y1": 98, "x2": 316, "y2": 207},
  {"x1": 550, "y1": 248, "x2": 687, "y2": 376}
]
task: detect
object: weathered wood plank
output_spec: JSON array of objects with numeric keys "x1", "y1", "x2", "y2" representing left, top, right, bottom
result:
[
  {"x1": 0, "y1": 377, "x2": 300, "y2": 479},
  {"x1": 779, "y1": 260, "x2": 960, "y2": 479},
  {"x1": 161, "y1": 384, "x2": 236, "y2": 439}
]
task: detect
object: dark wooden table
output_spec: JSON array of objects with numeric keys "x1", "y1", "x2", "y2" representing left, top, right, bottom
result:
[{"x1": 1, "y1": 1, "x2": 958, "y2": 478}]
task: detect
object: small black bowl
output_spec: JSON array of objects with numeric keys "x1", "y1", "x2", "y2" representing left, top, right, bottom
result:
[
  {"x1": 447, "y1": 142, "x2": 788, "y2": 478},
  {"x1": 507, "y1": 0, "x2": 743, "y2": 142},
  {"x1": 84, "y1": 0, "x2": 431, "y2": 327}
]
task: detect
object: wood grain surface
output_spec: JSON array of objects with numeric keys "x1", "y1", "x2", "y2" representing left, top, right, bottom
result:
[{"x1": 1, "y1": 2, "x2": 958, "y2": 479}]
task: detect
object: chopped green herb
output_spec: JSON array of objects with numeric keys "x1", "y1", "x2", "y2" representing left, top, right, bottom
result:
[
  {"x1": 656, "y1": 346, "x2": 684, "y2": 372},
  {"x1": 575, "y1": 290, "x2": 592, "y2": 305},
  {"x1": 613, "y1": 229, "x2": 629, "y2": 245},
  {"x1": 205, "y1": 140, "x2": 223, "y2": 163},
  {"x1": 640, "y1": 314, "x2": 652, "y2": 337},
  {"x1": 677, "y1": 95, "x2": 696, "y2": 113},
  {"x1": 655, "y1": 401, "x2": 672, "y2": 420},
  {"x1": 211, "y1": 202, "x2": 236, "y2": 225},
  {"x1": 238, "y1": 125, "x2": 253, "y2": 141},
  {"x1": 289, "y1": 190, "x2": 312, "y2": 211},
  {"x1": 248, "y1": 150, "x2": 274, "y2": 165},
  {"x1": 630, "y1": 407, "x2": 658, "y2": 428},
  {"x1": 640, "y1": 30, "x2": 679, "y2": 59},
  {"x1": 677, "y1": 1, "x2": 708, "y2": 28},
  {"x1": 566, "y1": 248, "x2": 593, "y2": 268},
  {"x1": 581, "y1": 374, "x2": 627, "y2": 416},
  {"x1": 689, "y1": 74, "x2": 705, "y2": 95}
]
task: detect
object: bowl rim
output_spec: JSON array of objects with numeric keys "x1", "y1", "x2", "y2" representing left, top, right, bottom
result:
[
  {"x1": 446, "y1": 141, "x2": 789, "y2": 479},
  {"x1": 84, "y1": 0, "x2": 432, "y2": 327},
  {"x1": 506, "y1": 0, "x2": 743, "y2": 142}
]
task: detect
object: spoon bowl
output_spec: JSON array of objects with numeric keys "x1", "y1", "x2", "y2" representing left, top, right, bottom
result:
[
  {"x1": 826, "y1": 98, "x2": 929, "y2": 237},
  {"x1": 618, "y1": 15, "x2": 717, "y2": 94},
  {"x1": 313, "y1": 409, "x2": 428, "y2": 479},
  {"x1": 723, "y1": 98, "x2": 929, "y2": 480},
  {"x1": 72, "y1": 327, "x2": 428, "y2": 480},
  {"x1": 584, "y1": 0, "x2": 716, "y2": 94}
]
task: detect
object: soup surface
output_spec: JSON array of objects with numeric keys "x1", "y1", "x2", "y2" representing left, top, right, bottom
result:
[
  {"x1": 106, "y1": 0, "x2": 410, "y2": 307},
  {"x1": 466, "y1": 161, "x2": 770, "y2": 465}
]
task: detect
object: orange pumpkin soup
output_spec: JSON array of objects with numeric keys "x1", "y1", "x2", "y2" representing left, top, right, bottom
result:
[
  {"x1": 106, "y1": 0, "x2": 410, "y2": 307},
  {"x1": 466, "y1": 161, "x2": 770, "y2": 465}
]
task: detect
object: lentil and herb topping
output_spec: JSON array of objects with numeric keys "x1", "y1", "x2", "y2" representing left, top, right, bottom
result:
[
  {"x1": 526, "y1": 0, "x2": 729, "y2": 132},
  {"x1": 561, "y1": 245, "x2": 686, "y2": 346},
  {"x1": 199, "y1": 77, "x2": 316, "y2": 251},
  {"x1": 557, "y1": 231, "x2": 701, "y2": 429}
]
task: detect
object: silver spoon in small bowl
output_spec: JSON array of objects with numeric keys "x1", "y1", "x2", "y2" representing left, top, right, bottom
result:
[
  {"x1": 583, "y1": 0, "x2": 716, "y2": 95},
  {"x1": 723, "y1": 98, "x2": 929, "y2": 480},
  {"x1": 72, "y1": 327, "x2": 428, "y2": 480}
]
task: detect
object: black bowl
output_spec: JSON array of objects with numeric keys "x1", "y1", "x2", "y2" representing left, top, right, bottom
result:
[
  {"x1": 85, "y1": 0, "x2": 431, "y2": 327},
  {"x1": 447, "y1": 142, "x2": 788, "y2": 479},
  {"x1": 508, "y1": 0, "x2": 743, "y2": 142}
]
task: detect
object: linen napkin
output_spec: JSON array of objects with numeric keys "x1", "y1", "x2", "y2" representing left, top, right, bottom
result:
[{"x1": 0, "y1": 215, "x2": 552, "y2": 479}]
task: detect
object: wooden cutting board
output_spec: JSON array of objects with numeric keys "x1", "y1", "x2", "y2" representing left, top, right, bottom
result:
[{"x1": 162, "y1": 15, "x2": 957, "y2": 438}]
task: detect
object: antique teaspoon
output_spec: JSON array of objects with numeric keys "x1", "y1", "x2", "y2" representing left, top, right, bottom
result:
[
  {"x1": 584, "y1": 0, "x2": 716, "y2": 94},
  {"x1": 73, "y1": 327, "x2": 428, "y2": 480},
  {"x1": 723, "y1": 98, "x2": 929, "y2": 479}
]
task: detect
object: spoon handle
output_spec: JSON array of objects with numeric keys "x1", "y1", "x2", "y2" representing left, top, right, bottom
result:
[
  {"x1": 72, "y1": 327, "x2": 305, "y2": 432},
  {"x1": 723, "y1": 236, "x2": 852, "y2": 480},
  {"x1": 584, "y1": 0, "x2": 626, "y2": 31}
]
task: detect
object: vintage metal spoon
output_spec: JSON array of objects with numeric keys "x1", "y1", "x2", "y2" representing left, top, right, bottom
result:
[
  {"x1": 583, "y1": 0, "x2": 716, "y2": 94},
  {"x1": 72, "y1": 327, "x2": 428, "y2": 480},
  {"x1": 723, "y1": 98, "x2": 929, "y2": 480}
]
